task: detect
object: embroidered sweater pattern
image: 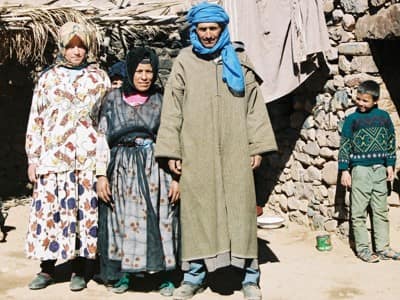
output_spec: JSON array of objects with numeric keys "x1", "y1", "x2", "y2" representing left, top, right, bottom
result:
[{"x1": 338, "y1": 107, "x2": 396, "y2": 170}]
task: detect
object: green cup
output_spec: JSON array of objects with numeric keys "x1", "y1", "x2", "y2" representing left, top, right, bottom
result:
[{"x1": 316, "y1": 234, "x2": 332, "y2": 251}]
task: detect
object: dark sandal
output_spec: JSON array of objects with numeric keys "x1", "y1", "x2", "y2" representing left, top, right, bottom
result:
[
  {"x1": 357, "y1": 249, "x2": 380, "y2": 263},
  {"x1": 377, "y1": 248, "x2": 400, "y2": 260}
]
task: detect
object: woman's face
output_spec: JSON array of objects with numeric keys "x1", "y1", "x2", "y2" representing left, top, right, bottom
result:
[
  {"x1": 133, "y1": 63, "x2": 154, "y2": 92},
  {"x1": 64, "y1": 35, "x2": 87, "y2": 66}
]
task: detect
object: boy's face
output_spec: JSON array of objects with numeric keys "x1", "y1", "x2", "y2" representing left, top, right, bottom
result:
[{"x1": 355, "y1": 93, "x2": 378, "y2": 112}]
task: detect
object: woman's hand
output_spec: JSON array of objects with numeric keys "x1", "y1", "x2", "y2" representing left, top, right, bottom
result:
[
  {"x1": 96, "y1": 176, "x2": 112, "y2": 204},
  {"x1": 168, "y1": 159, "x2": 182, "y2": 175},
  {"x1": 251, "y1": 155, "x2": 262, "y2": 169},
  {"x1": 168, "y1": 180, "x2": 180, "y2": 203},
  {"x1": 27, "y1": 164, "x2": 38, "y2": 183}
]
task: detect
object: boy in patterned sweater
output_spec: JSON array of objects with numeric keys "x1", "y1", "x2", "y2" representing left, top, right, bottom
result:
[{"x1": 339, "y1": 80, "x2": 400, "y2": 263}]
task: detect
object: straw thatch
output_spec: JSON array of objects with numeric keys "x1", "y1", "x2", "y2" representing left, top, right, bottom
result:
[{"x1": 0, "y1": 0, "x2": 208, "y2": 66}]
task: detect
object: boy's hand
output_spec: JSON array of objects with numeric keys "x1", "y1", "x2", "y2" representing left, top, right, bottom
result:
[
  {"x1": 168, "y1": 159, "x2": 182, "y2": 175},
  {"x1": 341, "y1": 170, "x2": 352, "y2": 188},
  {"x1": 97, "y1": 176, "x2": 112, "y2": 204},
  {"x1": 168, "y1": 180, "x2": 180, "y2": 203},
  {"x1": 251, "y1": 155, "x2": 262, "y2": 169},
  {"x1": 387, "y1": 166, "x2": 394, "y2": 182}
]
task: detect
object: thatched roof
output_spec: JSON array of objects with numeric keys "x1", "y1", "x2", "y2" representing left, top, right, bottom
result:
[{"x1": 0, "y1": 0, "x2": 218, "y2": 66}]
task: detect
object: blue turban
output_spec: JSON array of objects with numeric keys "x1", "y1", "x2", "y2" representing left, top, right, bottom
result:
[{"x1": 187, "y1": 2, "x2": 245, "y2": 95}]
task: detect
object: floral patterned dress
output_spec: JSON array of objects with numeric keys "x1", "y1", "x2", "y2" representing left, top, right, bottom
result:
[{"x1": 25, "y1": 64, "x2": 110, "y2": 260}]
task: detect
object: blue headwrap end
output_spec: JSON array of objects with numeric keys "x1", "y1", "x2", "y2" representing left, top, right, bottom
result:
[{"x1": 187, "y1": 2, "x2": 245, "y2": 95}]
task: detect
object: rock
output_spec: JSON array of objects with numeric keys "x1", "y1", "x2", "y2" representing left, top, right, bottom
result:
[
  {"x1": 314, "y1": 109, "x2": 327, "y2": 129},
  {"x1": 279, "y1": 194, "x2": 289, "y2": 212},
  {"x1": 303, "y1": 141, "x2": 321, "y2": 157},
  {"x1": 328, "y1": 113, "x2": 339, "y2": 130},
  {"x1": 338, "y1": 55, "x2": 352, "y2": 73},
  {"x1": 322, "y1": 161, "x2": 339, "y2": 185},
  {"x1": 295, "y1": 140, "x2": 306, "y2": 152},
  {"x1": 328, "y1": 186, "x2": 337, "y2": 205},
  {"x1": 294, "y1": 182, "x2": 305, "y2": 199},
  {"x1": 274, "y1": 184, "x2": 282, "y2": 194},
  {"x1": 324, "y1": 0, "x2": 335, "y2": 13},
  {"x1": 306, "y1": 166, "x2": 322, "y2": 182},
  {"x1": 323, "y1": 79, "x2": 336, "y2": 94},
  {"x1": 312, "y1": 214, "x2": 328, "y2": 230},
  {"x1": 313, "y1": 157, "x2": 326, "y2": 167},
  {"x1": 342, "y1": 14, "x2": 356, "y2": 31},
  {"x1": 316, "y1": 129, "x2": 328, "y2": 147},
  {"x1": 307, "y1": 208, "x2": 316, "y2": 217},
  {"x1": 303, "y1": 183, "x2": 315, "y2": 202},
  {"x1": 334, "y1": 89, "x2": 351, "y2": 108},
  {"x1": 329, "y1": 64, "x2": 339, "y2": 76},
  {"x1": 333, "y1": 75, "x2": 345, "y2": 89},
  {"x1": 313, "y1": 184, "x2": 329, "y2": 201},
  {"x1": 338, "y1": 221, "x2": 350, "y2": 237},
  {"x1": 355, "y1": 4, "x2": 400, "y2": 40},
  {"x1": 324, "y1": 219, "x2": 338, "y2": 232},
  {"x1": 282, "y1": 181, "x2": 295, "y2": 197},
  {"x1": 350, "y1": 56, "x2": 379, "y2": 73},
  {"x1": 326, "y1": 131, "x2": 341, "y2": 148},
  {"x1": 289, "y1": 211, "x2": 308, "y2": 225},
  {"x1": 320, "y1": 205, "x2": 329, "y2": 216},
  {"x1": 291, "y1": 161, "x2": 305, "y2": 182},
  {"x1": 338, "y1": 42, "x2": 371, "y2": 55},
  {"x1": 287, "y1": 196, "x2": 299, "y2": 211},
  {"x1": 302, "y1": 116, "x2": 315, "y2": 129},
  {"x1": 340, "y1": 31, "x2": 354, "y2": 43},
  {"x1": 320, "y1": 147, "x2": 334, "y2": 158},
  {"x1": 370, "y1": 0, "x2": 386, "y2": 7},
  {"x1": 328, "y1": 25, "x2": 343, "y2": 42},
  {"x1": 294, "y1": 151, "x2": 312, "y2": 165},
  {"x1": 326, "y1": 47, "x2": 339, "y2": 62},
  {"x1": 332, "y1": 9, "x2": 344, "y2": 23},
  {"x1": 344, "y1": 73, "x2": 383, "y2": 87},
  {"x1": 298, "y1": 200, "x2": 309, "y2": 213},
  {"x1": 340, "y1": 0, "x2": 368, "y2": 14}
]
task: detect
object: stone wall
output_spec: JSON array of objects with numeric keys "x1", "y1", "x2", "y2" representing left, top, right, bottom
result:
[{"x1": 265, "y1": 0, "x2": 400, "y2": 237}]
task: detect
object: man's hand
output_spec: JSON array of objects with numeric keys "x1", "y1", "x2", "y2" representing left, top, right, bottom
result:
[
  {"x1": 251, "y1": 155, "x2": 262, "y2": 169},
  {"x1": 341, "y1": 170, "x2": 352, "y2": 188},
  {"x1": 27, "y1": 164, "x2": 38, "y2": 183},
  {"x1": 168, "y1": 180, "x2": 180, "y2": 203},
  {"x1": 387, "y1": 166, "x2": 394, "y2": 182},
  {"x1": 168, "y1": 159, "x2": 182, "y2": 175},
  {"x1": 96, "y1": 176, "x2": 112, "y2": 204}
]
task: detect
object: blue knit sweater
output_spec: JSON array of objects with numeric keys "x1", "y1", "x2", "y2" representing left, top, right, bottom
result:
[{"x1": 338, "y1": 107, "x2": 396, "y2": 170}]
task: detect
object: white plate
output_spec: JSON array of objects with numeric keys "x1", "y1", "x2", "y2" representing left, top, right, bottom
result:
[{"x1": 257, "y1": 215, "x2": 285, "y2": 229}]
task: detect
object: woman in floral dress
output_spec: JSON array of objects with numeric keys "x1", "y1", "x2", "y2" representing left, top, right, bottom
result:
[
  {"x1": 25, "y1": 22, "x2": 111, "y2": 291},
  {"x1": 96, "y1": 47, "x2": 180, "y2": 296}
]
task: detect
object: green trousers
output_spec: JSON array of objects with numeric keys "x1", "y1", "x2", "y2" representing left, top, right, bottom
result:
[{"x1": 351, "y1": 165, "x2": 390, "y2": 254}]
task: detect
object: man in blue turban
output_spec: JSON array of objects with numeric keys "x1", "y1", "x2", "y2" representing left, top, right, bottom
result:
[{"x1": 155, "y1": 2, "x2": 277, "y2": 300}]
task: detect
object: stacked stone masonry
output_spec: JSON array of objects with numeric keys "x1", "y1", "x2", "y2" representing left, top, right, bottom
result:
[{"x1": 266, "y1": 0, "x2": 400, "y2": 238}]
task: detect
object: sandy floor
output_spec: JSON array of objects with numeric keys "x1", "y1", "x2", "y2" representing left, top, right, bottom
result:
[{"x1": 1, "y1": 204, "x2": 400, "y2": 300}]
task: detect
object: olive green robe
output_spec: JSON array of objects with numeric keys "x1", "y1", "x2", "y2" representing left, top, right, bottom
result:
[{"x1": 155, "y1": 47, "x2": 277, "y2": 271}]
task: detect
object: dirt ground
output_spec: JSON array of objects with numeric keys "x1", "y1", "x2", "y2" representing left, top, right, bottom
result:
[{"x1": 1, "y1": 204, "x2": 400, "y2": 300}]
